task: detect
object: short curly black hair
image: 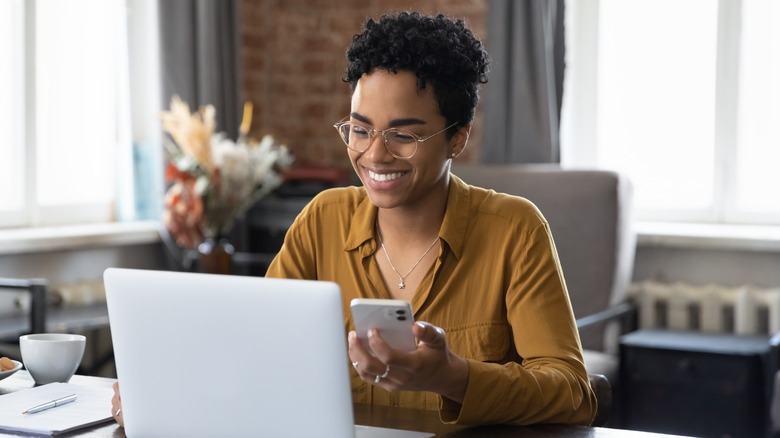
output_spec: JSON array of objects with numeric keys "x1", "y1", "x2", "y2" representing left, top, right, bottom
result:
[{"x1": 344, "y1": 11, "x2": 489, "y2": 131}]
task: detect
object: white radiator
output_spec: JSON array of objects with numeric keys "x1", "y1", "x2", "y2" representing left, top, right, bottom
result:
[{"x1": 629, "y1": 280, "x2": 780, "y2": 335}]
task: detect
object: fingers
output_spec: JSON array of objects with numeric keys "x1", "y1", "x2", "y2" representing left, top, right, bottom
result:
[
  {"x1": 366, "y1": 328, "x2": 395, "y2": 358},
  {"x1": 347, "y1": 331, "x2": 371, "y2": 374},
  {"x1": 348, "y1": 330, "x2": 396, "y2": 386},
  {"x1": 111, "y1": 381, "x2": 121, "y2": 409},
  {"x1": 349, "y1": 322, "x2": 460, "y2": 395},
  {"x1": 111, "y1": 381, "x2": 124, "y2": 427},
  {"x1": 373, "y1": 365, "x2": 391, "y2": 384},
  {"x1": 114, "y1": 408, "x2": 124, "y2": 427},
  {"x1": 413, "y1": 321, "x2": 446, "y2": 349}
]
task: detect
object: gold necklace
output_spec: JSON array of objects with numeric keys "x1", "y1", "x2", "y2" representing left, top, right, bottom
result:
[{"x1": 377, "y1": 226, "x2": 440, "y2": 290}]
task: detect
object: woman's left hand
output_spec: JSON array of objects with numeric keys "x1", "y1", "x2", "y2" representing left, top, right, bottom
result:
[
  {"x1": 348, "y1": 321, "x2": 469, "y2": 403},
  {"x1": 111, "y1": 381, "x2": 124, "y2": 428}
]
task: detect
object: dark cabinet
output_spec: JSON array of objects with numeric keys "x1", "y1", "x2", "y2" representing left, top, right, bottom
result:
[{"x1": 619, "y1": 330, "x2": 777, "y2": 438}]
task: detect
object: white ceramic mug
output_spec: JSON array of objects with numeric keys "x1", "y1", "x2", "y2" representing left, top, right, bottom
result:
[{"x1": 19, "y1": 333, "x2": 86, "y2": 385}]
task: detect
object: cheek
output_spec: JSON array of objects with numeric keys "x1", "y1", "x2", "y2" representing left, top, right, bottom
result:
[
  {"x1": 347, "y1": 148, "x2": 361, "y2": 162},
  {"x1": 415, "y1": 142, "x2": 451, "y2": 165},
  {"x1": 347, "y1": 150, "x2": 363, "y2": 173},
  {"x1": 414, "y1": 146, "x2": 453, "y2": 178}
]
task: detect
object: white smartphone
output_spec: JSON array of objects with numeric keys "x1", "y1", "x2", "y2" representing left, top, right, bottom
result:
[{"x1": 350, "y1": 298, "x2": 417, "y2": 352}]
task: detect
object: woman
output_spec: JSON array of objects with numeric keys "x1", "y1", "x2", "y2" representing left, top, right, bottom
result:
[
  {"x1": 261, "y1": 11, "x2": 595, "y2": 425},
  {"x1": 113, "y1": 11, "x2": 596, "y2": 427}
]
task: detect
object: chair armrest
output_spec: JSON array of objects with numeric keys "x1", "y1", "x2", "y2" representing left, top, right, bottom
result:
[
  {"x1": 0, "y1": 277, "x2": 48, "y2": 334},
  {"x1": 576, "y1": 301, "x2": 637, "y2": 333},
  {"x1": 588, "y1": 373, "x2": 612, "y2": 427}
]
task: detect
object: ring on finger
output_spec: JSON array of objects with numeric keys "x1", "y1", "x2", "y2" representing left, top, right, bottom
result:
[
  {"x1": 115, "y1": 408, "x2": 122, "y2": 417},
  {"x1": 374, "y1": 365, "x2": 390, "y2": 383}
]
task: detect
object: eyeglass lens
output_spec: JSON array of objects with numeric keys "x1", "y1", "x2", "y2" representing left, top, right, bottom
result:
[{"x1": 337, "y1": 124, "x2": 418, "y2": 158}]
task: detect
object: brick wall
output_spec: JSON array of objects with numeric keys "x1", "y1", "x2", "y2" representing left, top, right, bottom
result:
[{"x1": 239, "y1": 0, "x2": 488, "y2": 170}]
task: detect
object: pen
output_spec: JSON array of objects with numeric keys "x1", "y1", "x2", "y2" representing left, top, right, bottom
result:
[{"x1": 22, "y1": 394, "x2": 78, "y2": 415}]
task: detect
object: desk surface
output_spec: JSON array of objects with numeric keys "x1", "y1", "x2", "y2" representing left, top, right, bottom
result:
[{"x1": 0, "y1": 372, "x2": 689, "y2": 437}]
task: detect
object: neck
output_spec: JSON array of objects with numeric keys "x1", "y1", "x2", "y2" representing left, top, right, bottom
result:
[
  {"x1": 377, "y1": 208, "x2": 443, "y2": 241},
  {"x1": 376, "y1": 176, "x2": 450, "y2": 241}
]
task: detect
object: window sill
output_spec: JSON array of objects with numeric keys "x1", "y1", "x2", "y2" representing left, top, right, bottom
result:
[
  {"x1": 636, "y1": 221, "x2": 780, "y2": 253},
  {"x1": 3, "y1": 220, "x2": 779, "y2": 256},
  {"x1": 0, "y1": 220, "x2": 162, "y2": 256}
]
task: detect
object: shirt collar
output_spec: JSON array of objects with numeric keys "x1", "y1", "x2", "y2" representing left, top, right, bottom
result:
[
  {"x1": 344, "y1": 190, "x2": 377, "y2": 255},
  {"x1": 440, "y1": 174, "x2": 471, "y2": 260}
]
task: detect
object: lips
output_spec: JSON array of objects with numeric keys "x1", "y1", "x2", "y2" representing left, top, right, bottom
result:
[{"x1": 368, "y1": 169, "x2": 406, "y2": 182}]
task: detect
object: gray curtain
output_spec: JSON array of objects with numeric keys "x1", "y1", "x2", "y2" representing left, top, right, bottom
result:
[
  {"x1": 482, "y1": 0, "x2": 565, "y2": 163},
  {"x1": 158, "y1": 0, "x2": 242, "y2": 140}
]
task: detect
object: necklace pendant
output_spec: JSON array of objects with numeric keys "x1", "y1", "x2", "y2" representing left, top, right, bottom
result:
[{"x1": 398, "y1": 280, "x2": 406, "y2": 289}]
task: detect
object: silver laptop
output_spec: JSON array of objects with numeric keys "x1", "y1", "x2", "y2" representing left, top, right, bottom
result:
[{"x1": 103, "y1": 268, "x2": 432, "y2": 438}]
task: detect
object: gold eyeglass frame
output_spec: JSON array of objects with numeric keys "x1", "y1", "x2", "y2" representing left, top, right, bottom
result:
[{"x1": 333, "y1": 118, "x2": 458, "y2": 159}]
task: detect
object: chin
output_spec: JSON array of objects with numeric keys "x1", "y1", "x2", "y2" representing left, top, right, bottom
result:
[{"x1": 364, "y1": 189, "x2": 402, "y2": 210}]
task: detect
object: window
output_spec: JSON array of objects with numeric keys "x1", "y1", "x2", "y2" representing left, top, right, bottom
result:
[
  {"x1": 0, "y1": 1, "x2": 25, "y2": 226},
  {"x1": 562, "y1": 0, "x2": 780, "y2": 225},
  {"x1": 0, "y1": 0, "x2": 131, "y2": 228}
]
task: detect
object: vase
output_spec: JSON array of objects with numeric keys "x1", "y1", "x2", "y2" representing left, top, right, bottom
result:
[{"x1": 197, "y1": 235, "x2": 235, "y2": 275}]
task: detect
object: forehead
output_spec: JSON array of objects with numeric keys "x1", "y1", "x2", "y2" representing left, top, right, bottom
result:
[{"x1": 351, "y1": 69, "x2": 441, "y2": 124}]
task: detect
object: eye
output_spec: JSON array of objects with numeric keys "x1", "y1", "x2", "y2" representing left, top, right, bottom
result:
[
  {"x1": 386, "y1": 130, "x2": 417, "y2": 144},
  {"x1": 350, "y1": 124, "x2": 370, "y2": 138}
]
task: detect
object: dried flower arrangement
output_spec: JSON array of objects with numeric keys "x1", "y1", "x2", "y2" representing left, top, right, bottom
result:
[{"x1": 161, "y1": 96, "x2": 293, "y2": 248}]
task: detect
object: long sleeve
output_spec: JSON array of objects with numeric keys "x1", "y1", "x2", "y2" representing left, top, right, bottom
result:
[{"x1": 438, "y1": 219, "x2": 596, "y2": 425}]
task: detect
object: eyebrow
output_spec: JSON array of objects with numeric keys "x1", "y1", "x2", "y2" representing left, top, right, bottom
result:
[{"x1": 350, "y1": 112, "x2": 427, "y2": 128}]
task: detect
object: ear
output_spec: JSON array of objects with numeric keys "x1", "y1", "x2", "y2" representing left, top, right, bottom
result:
[{"x1": 449, "y1": 125, "x2": 471, "y2": 159}]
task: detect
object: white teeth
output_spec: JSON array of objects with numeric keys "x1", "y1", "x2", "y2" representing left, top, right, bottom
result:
[{"x1": 369, "y1": 170, "x2": 403, "y2": 182}]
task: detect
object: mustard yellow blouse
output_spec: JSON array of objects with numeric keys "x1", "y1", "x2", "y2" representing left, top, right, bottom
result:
[{"x1": 265, "y1": 174, "x2": 597, "y2": 426}]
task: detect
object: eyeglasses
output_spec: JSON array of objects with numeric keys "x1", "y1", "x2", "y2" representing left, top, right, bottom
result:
[{"x1": 333, "y1": 118, "x2": 457, "y2": 159}]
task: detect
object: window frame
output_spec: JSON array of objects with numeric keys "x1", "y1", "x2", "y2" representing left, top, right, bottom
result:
[
  {"x1": 0, "y1": 0, "x2": 132, "y2": 229},
  {"x1": 562, "y1": 0, "x2": 780, "y2": 226}
]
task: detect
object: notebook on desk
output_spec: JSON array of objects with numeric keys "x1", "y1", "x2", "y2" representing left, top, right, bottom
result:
[{"x1": 103, "y1": 268, "x2": 432, "y2": 438}]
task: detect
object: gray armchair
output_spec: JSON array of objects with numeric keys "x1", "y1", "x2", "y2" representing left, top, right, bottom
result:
[{"x1": 452, "y1": 164, "x2": 637, "y2": 385}]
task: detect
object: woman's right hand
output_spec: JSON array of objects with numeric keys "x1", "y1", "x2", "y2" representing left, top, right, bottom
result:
[
  {"x1": 111, "y1": 381, "x2": 124, "y2": 427},
  {"x1": 347, "y1": 321, "x2": 469, "y2": 403}
]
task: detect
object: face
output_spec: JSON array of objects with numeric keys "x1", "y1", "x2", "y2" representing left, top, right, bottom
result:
[{"x1": 347, "y1": 69, "x2": 468, "y2": 211}]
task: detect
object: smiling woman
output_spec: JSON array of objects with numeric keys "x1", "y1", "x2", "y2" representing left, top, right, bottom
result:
[
  {"x1": 261, "y1": 11, "x2": 597, "y2": 427},
  {"x1": 0, "y1": 0, "x2": 131, "y2": 229}
]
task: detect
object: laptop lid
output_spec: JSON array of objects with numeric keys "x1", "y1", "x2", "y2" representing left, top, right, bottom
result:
[{"x1": 104, "y1": 268, "x2": 354, "y2": 438}]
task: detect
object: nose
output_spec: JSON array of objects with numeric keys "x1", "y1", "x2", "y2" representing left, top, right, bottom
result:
[{"x1": 363, "y1": 131, "x2": 394, "y2": 161}]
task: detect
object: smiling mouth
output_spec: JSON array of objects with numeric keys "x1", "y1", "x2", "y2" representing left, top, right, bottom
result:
[{"x1": 368, "y1": 170, "x2": 405, "y2": 182}]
